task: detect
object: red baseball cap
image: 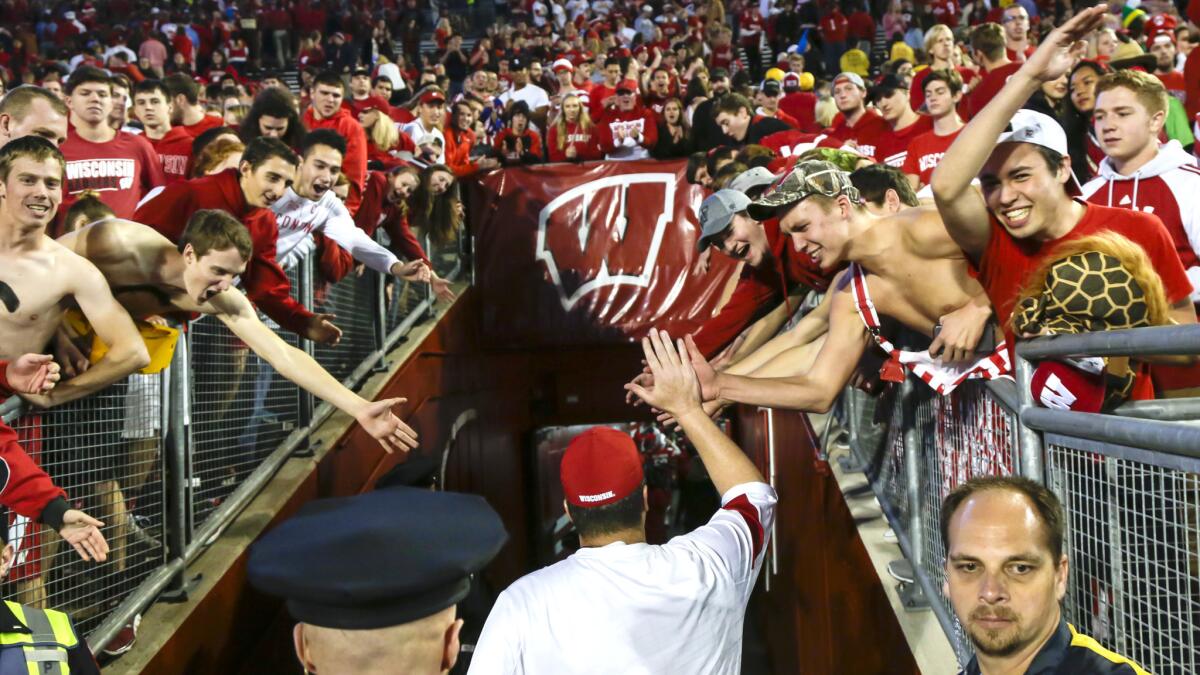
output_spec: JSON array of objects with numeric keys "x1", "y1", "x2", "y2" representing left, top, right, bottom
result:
[
  {"x1": 560, "y1": 428, "x2": 644, "y2": 508},
  {"x1": 616, "y1": 79, "x2": 640, "y2": 94},
  {"x1": 418, "y1": 89, "x2": 447, "y2": 105},
  {"x1": 1029, "y1": 361, "x2": 1104, "y2": 413}
]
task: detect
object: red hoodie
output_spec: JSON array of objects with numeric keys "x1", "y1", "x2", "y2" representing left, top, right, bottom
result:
[
  {"x1": 0, "y1": 364, "x2": 71, "y2": 530},
  {"x1": 303, "y1": 106, "x2": 368, "y2": 216},
  {"x1": 145, "y1": 126, "x2": 194, "y2": 184},
  {"x1": 596, "y1": 105, "x2": 659, "y2": 159},
  {"x1": 353, "y1": 171, "x2": 431, "y2": 266},
  {"x1": 134, "y1": 169, "x2": 316, "y2": 336}
]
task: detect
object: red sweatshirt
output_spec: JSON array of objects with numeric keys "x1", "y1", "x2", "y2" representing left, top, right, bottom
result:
[
  {"x1": 596, "y1": 106, "x2": 659, "y2": 159},
  {"x1": 546, "y1": 122, "x2": 604, "y2": 162},
  {"x1": 133, "y1": 169, "x2": 316, "y2": 336},
  {"x1": 303, "y1": 107, "x2": 368, "y2": 216},
  {"x1": 691, "y1": 218, "x2": 832, "y2": 358},
  {"x1": 145, "y1": 126, "x2": 193, "y2": 184},
  {"x1": 0, "y1": 363, "x2": 70, "y2": 530},
  {"x1": 353, "y1": 171, "x2": 431, "y2": 266}
]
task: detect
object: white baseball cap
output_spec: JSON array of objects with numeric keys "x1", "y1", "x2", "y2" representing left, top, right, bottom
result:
[{"x1": 995, "y1": 109, "x2": 1081, "y2": 194}]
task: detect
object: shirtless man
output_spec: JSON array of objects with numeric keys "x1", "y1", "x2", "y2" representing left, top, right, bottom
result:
[
  {"x1": 0, "y1": 135, "x2": 145, "y2": 604},
  {"x1": 58, "y1": 212, "x2": 419, "y2": 454},
  {"x1": 646, "y1": 160, "x2": 1004, "y2": 415}
]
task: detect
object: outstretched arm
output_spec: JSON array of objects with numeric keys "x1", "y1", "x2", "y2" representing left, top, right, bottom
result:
[
  {"x1": 211, "y1": 289, "x2": 418, "y2": 453},
  {"x1": 931, "y1": 6, "x2": 1108, "y2": 259},
  {"x1": 723, "y1": 280, "x2": 837, "y2": 377}
]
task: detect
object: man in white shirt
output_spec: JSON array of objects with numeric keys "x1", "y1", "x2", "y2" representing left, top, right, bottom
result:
[
  {"x1": 400, "y1": 87, "x2": 448, "y2": 166},
  {"x1": 498, "y1": 57, "x2": 550, "y2": 128},
  {"x1": 270, "y1": 129, "x2": 434, "y2": 286},
  {"x1": 470, "y1": 330, "x2": 778, "y2": 675}
]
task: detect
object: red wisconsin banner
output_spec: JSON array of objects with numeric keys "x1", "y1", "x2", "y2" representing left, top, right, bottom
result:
[{"x1": 469, "y1": 159, "x2": 740, "y2": 346}]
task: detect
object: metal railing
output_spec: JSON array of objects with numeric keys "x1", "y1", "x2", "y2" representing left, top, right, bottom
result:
[
  {"x1": 835, "y1": 325, "x2": 1200, "y2": 673},
  {"x1": 0, "y1": 232, "x2": 463, "y2": 655}
]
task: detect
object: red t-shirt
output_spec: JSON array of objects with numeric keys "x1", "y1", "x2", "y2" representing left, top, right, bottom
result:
[
  {"x1": 1185, "y1": 47, "x2": 1200, "y2": 120},
  {"x1": 901, "y1": 127, "x2": 963, "y2": 187},
  {"x1": 146, "y1": 126, "x2": 193, "y2": 184},
  {"x1": 976, "y1": 201, "x2": 1192, "y2": 348},
  {"x1": 61, "y1": 128, "x2": 165, "y2": 219},
  {"x1": 348, "y1": 94, "x2": 394, "y2": 118},
  {"x1": 873, "y1": 115, "x2": 933, "y2": 167},
  {"x1": 826, "y1": 109, "x2": 889, "y2": 159},
  {"x1": 1155, "y1": 70, "x2": 1186, "y2": 102},
  {"x1": 181, "y1": 113, "x2": 225, "y2": 138},
  {"x1": 847, "y1": 11, "x2": 875, "y2": 41},
  {"x1": 1005, "y1": 45, "x2": 1036, "y2": 62},
  {"x1": 964, "y1": 62, "x2": 1022, "y2": 119},
  {"x1": 819, "y1": 10, "x2": 849, "y2": 43}
]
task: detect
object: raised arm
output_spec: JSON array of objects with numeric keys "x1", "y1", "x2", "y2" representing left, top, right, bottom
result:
[
  {"x1": 930, "y1": 6, "x2": 1108, "y2": 259},
  {"x1": 722, "y1": 278, "x2": 838, "y2": 377},
  {"x1": 322, "y1": 208, "x2": 404, "y2": 276},
  {"x1": 39, "y1": 259, "x2": 150, "y2": 407},
  {"x1": 627, "y1": 329, "x2": 764, "y2": 495},
  {"x1": 211, "y1": 289, "x2": 417, "y2": 453}
]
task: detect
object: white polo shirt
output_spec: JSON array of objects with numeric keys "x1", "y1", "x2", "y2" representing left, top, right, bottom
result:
[{"x1": 468, "y1": 481, "x2": 777, "y2": 675}]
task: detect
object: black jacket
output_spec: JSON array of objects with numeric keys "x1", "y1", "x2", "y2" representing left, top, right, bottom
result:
[{"x1": 960, "y1": 620, "x2": 1148, "y2": 675}]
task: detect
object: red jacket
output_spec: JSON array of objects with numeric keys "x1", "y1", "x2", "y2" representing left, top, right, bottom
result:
[
  {"x1": 146, "y1": 126, "x2": 193, "y2": 184},
  {"x1": 691, "y1": 219, "x2": 832, "y2": 358},
  {"x1": 133, "y1": 169, "x2": 315, "y2": 336},
  {"x1": 0, "y1": 364, "x2": 70, "y2": 530},
  {"x1": 353, "y1": 171, "x2": 431, "y2": 266},
  {"x1": 303, "y1": 107, "x2": 368, "y2": 216},
  {"x1": 443, "y1": 125, "x2": 480, "y2": 176}
]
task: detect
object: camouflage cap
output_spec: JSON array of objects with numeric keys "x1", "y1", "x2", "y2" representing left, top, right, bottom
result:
[{"x1": 747, "y1": 160, "x2": 861, "y2": 221}]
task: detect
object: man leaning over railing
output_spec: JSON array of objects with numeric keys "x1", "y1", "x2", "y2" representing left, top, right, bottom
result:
[
  {"x1": 643, "y1": 160, "x2": 1008, "y2": 419},
  {"x1": 941, "y1": 476, "x2": 1149, "y2": 675},
  {"x1": 57, "y1": 211, "x2": 419, "y2": 455}
]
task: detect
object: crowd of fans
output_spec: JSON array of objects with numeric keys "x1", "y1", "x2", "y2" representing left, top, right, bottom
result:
[{"x1": 0, "y1": 0, "x2": 1197, "y2": 669}]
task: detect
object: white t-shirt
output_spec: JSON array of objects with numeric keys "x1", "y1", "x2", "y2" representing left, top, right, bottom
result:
[
  {"x1": 270, "y1": 188, "x2": 400, "y2": 273},
  {"x1": 468, "y1": 481, "x2": 778, "y2": 675},
  {"x1": 400, "y1": 119, "x2": 447, "y2": 165},
  {"x1": 498, "y1": 83, "x2": 551, "y2": 113}
]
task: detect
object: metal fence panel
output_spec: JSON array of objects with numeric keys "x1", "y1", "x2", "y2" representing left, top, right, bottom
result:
[
  {"x1": 2, "y1": 376, "x2": 167, "y2": 637},
  {"x1": 1047, "y1": 439, "x2": 1200, "y2": 675},
  {"x1": 313, "y1": 270, "x2": 382, "y2": 383}
]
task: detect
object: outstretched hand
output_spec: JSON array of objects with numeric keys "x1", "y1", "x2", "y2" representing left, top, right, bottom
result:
[
  {"x1": 1020, "y1": 6, "x2": 1107, "y2": 82},
  {"x1": 306, "y1": 313, "x2": 343, "y2": 346},
  {"x1": 430, "y1": 276, "x2": 457, "y2": 303},
  {"x1": 356, "y1": 397, "x2": 419, "y2": 454},
  {"x1": 5, "y1": 354, "x2": 61, "y2": 395},
  {"x1": 624, "y1": 329, "x2": 703, "y2": 418},
  {"x1": 683, "y1": 334, "x2": 720, "y2": 402},
  {"x1": 58, "y1": 509, "x2": 109, "y2": 563}
]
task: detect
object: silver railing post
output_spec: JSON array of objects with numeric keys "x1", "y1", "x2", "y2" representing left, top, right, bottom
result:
[
  {"x1": 901, "y1": 376, "x2": 922, "y2": 569},
  {"x1": 296, "y1": 254, "x2": 316, "y2": 432},
  {"x1": 162, "y1": 323, "x2": 195, "y2": 600},
  {"x1": 423, "y1": 232, "x2": 436, "y2": 318},
  {"x1": 1013, "y1": 353, "x2": 1045, "y2": 482}
]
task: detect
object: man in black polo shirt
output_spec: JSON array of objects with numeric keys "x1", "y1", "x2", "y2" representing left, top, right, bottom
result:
[{"x1": 941, "y1": 476, "x2": 1149, "y2": 675}]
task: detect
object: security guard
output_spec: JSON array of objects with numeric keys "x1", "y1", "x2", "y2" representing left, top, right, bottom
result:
[
  {"x1": 247, "y1": 487, "x2": 507, "y2": 675},
  {"x1": 0, "y1": 516, "x2": 100, "y2": 674},
  {"x1": 942, "y1": 476, "x2": 1150, "y2": 675}
]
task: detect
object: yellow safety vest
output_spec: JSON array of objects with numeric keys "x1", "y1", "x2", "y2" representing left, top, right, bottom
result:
[{"x1": 0, "y1": 601, "x2": 79, "y2": 674}]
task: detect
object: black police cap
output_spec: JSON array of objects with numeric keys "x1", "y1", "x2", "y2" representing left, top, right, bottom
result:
[{"x1": 247, "y1": 487, "x2": 507, "y2": 630}]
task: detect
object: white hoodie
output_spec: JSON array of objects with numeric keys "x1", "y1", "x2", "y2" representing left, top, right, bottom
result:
[{"x1": 1083, "y1": 141, "x2": 1200, "y2": 300}]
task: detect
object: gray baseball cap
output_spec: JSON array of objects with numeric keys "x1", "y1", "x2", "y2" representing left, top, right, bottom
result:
[
  {"x1": 697, "y1": 189, "x2": 751, "y2": 251},
  {"x1": 747, "y1": 160, "x2": 860, "y2": 221},
  {"x1": 728, "y1": 166, "x2": 778, "y2": 196}
]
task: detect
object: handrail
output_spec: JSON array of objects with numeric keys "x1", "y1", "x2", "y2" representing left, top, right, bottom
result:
[
  {"x1": 1016, "y1": 324, "x2": 1200, "y2": 359},
  {"x1": 1020, "y1": 408, "x2": 1200, "y2": 461}
]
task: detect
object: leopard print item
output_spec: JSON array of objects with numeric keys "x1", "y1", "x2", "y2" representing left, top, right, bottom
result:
[{"x1": 1013, "y1": 251, "x2": 1153, "y2": 410}]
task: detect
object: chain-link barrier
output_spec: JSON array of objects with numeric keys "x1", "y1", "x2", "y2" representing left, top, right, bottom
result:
[{"x1": 0, "y1": 236, "x2": 461, "y2": 655}]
